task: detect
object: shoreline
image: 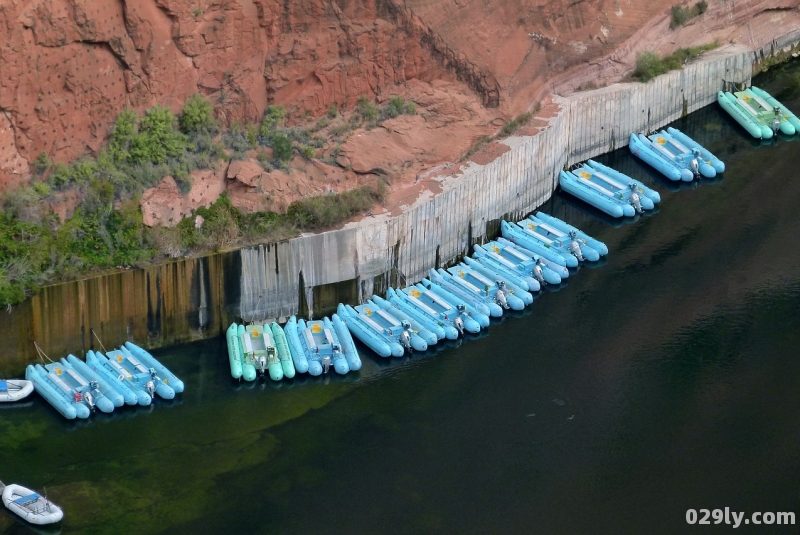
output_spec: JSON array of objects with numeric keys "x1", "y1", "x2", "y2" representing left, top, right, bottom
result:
[{"x1": 2, "y1": 35, "x2": 799, "y2": 372}]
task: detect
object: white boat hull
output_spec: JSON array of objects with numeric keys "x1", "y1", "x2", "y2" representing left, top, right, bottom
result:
[
  {"x1": 2, "y1": 484, "x2": 64, "y2": 525},
  {"x1": 0, "y1": 380, "x2": 34, "y2": 402}
]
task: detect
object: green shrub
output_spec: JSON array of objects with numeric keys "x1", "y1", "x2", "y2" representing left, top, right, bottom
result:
[
  {"x1": 260, "y1": 105, "x2": 286, "y2": 137},
  {"x1": 500, "y1": 112, "x2": 532, "y2": 137},
  {"x1": 270, "y1": 133, "x2": 293, "y2": 161},
  {"x1": 384, "y1": 96, "x2": 417, "y2": 119},
  {"x1": 357, "y1": 97, "x2": 378, "y2": 121},
  {"x1": 327, "y1": 103, "x2": 338, "y2": 118},
  {"x1": 287, "y1": 181, "x2": 386, "y2": 230},
  {"x1": 180, "y1": 94, "x2": 217, "y2": 135},
  {"x1": 109, "y1": 108, "x2": 138, "y2": 162},
  {"x1": 129, "y1": 105, "x2": 188, "y2": 165},
  {"x1": 33, "y1": 152, "x2": 52, "y2": 174},
  {"x1": 299, "y1": 145, "x2": 315, "y2": 160},
  {"x1": 329, "y1": 124, "x2": 351, "y2": 138},
  {"x1": 633, "y1": 51, "x2": 667, "y2": 82},
  {"x1": 633, "y1": 43, "x2": 718, "y2": 81},
  {"x1": 670, "y1": 1, "x2": 708, "y2": 28}
]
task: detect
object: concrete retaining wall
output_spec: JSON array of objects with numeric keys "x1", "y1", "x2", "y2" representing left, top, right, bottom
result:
[{"x1": 239, "y1": 47, "x2": 757, "y2": 321}]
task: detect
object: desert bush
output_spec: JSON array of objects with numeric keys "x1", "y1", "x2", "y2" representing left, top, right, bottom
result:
[
  {"x1": 179, "y1": 93, "x2": 217, "y2": 135},
  {"x1": 357, "y1": 97, "x2": 378, "y2": 121},
  {"x1": 670, "y1": 1, "x2": 708, "y2": 28},
  {"x1": 269, "y1": 133, "x2": 293, "y2": 161},
  {"x1": 287, "y1": 181, "x2": 386, "y2": 230}
]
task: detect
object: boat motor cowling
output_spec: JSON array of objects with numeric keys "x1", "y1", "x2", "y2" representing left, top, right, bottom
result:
[{"x1": 568, "y1": 231, "x2": 585, "y2": 261}]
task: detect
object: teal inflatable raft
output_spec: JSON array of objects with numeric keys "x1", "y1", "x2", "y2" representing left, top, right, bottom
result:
[
  {"x1": 749, "y1": 86, "x2": 800, "y2": 133},
  {"x1": 718, "y1": 87, "x2": 795, "y2": 138},
  {"x1": 270, "y1": 322, "x2": 297, "y2": 379}
]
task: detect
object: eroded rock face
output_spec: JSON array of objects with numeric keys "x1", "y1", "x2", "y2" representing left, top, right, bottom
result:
[{"x1": 1, "y1": 0, "x2": 798, "y2": 203}]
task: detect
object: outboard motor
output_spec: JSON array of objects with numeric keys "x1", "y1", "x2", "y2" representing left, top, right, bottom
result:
[
  {"x1": 689, "y1": 148, "x2": 701, "y2": 178},
  {"x1": 83, "y1": 389, "x2": 95, "y2": 411},
  {"x1": 495, "y1": 280, "x2": 509, "y2": 309},
  {"x1": 568, "y1": 230, "x2": 585, "y2": 261},
  {"x1": 145, "y1": 379, "x2": 156, "y2": 398},
  {"x1": 532, "y1": 259, "x2": 546, "y2": 284},
  {"x1": 454, "y1": 304, "x2": 467, "y2": 335},
  {"x1": 322, "y1": 349, "x2": 333, "y2": 374},
  {"x1": 399, "y1": 329, "x2": 412, "y2": 351},
  {"x1": 772, "y1": 107, "x2": 781, "y2": 134},
  {"x1": 256, "y1": 354, "x2": 268, "y2": 376},
  {"x1": 628, "y1": 183, "x2": 643, "y2": 214}
]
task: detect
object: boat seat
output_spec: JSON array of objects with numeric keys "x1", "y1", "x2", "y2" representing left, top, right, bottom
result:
[
  {"x1": 0, "y1": 380, "x2": 6, "y2": 392},
  {"x1": 13, "y1": 493, "x2": 40, "y2": 505}
]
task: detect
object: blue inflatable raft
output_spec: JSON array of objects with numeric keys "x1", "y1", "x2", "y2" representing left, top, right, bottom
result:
[
  {"x1": 390, "y1": 286, "x2": 481, "y2": 337},
  {"x1": 417, "y1": 279, "x2": 491, "y2": 328},
  {"x1": 284, "y1": 316, "x2": 311, "y2": 373},
  {"x1": 65, "y1": 354, "x2": 125, "y2": 408},
  {"x1": 337, "y1": 304, "x2": 404, "y2": 357},
  {"x1": 461, "y1": 257, "x2": 535, "y2": 303},
  {"x1": 495, "y1": 237, "x2": 570, "y2": 280},
  {"x1": 85, "y1": 350, "x2": 143, "y2": 406},
  {"x1": 354, "y1": 302, "x2": 428, "y2": 352},
  {"x1": 43, "y1": 360, "x2": 115, "y2": 413},
  {"x1": 331, "y1": 314, "x2": 362, "y2": 371},
  {"x1": 500, "y1": 221, "x2": 571, "y2": 267},
  {"x1": 664, "y1": 128, "x2": 725, "y2": 174},
  {"x1": 584, "y1": 161, "x2": 661, "y2": 204},
  {"x1": 25, "y1": 364, "x2": 90, "y2": 419},
  {"x1": 525, "y1": 215, "x2": 603, "y2": 260},
  {"x1": 516, "y1": 219, "x2": 598, "y2": 264},
  {"x1": 370, "y1": 295, "x2": 440, "y2": 345},
  {"x1": 296, "y1": 318, "x2": 350, "y2": 375},
  {"x1": 532, "y1": 213, "x2": 609, "y2": 255}
]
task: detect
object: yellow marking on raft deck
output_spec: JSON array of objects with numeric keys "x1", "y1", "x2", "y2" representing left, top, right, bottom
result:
[
  {"x1": 55, "y1": 367, "x2": 62, "y2": 375},
  {"x1": 117, "y1": 355, "x2": 123, "y2": 363},
  {"x1": 457, "y1": 270, "x2": 465, "y2": 277},
  {"x1": 252, "y1": 329, "x2": 259, "y2": 336},
  {"x1": 527, "y1": 222, "x2": 535, "y2": 230},
  {"x1": 579, "y1": 171, "x2": 591, "y2": 179},
  {"x1": 656, "y1": 137, "x2": 666, "y2": 144},
  {"x1": 365, "y1": 308, "x2": 372, "y2": 316},
  {"x1": 311, "y1": 323, "x2": 322, "y2": 333},
  {"x1": 490, "y1": 245, "x2": 500, "y2": 253},
  {"x1": 410, "y1": 289, "x2": 421, "y2": 298}
]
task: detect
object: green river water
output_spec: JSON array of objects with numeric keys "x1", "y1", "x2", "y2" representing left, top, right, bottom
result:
[{"x1": 2, "y1": 60, "x2": 800, "y2": 534}]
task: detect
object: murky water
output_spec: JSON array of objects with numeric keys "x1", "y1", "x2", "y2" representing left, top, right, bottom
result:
[{"x1": 3, "y1": 60, "x2": 800, "y2": 534}]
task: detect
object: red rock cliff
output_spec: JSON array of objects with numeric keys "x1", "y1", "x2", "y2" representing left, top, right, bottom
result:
[{"x1": 1, "y1": 0, "x2": 798, "y2": 193}]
